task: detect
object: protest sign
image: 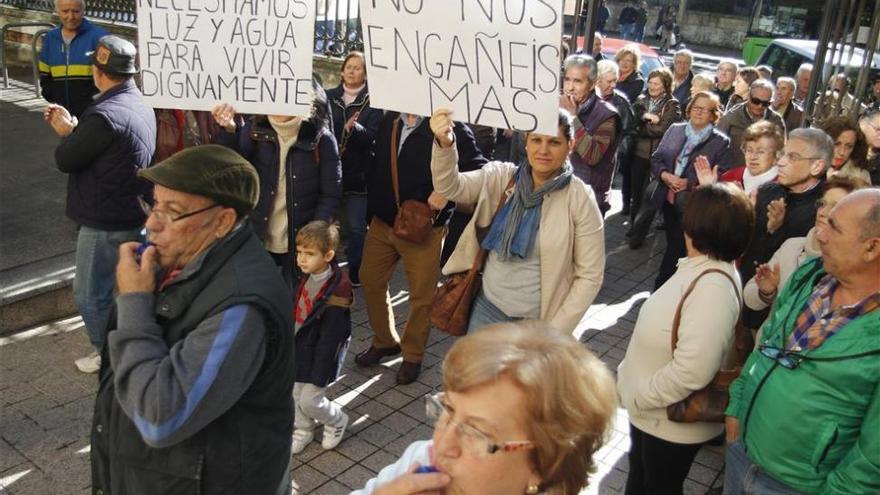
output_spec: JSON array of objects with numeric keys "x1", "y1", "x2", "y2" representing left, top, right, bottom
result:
[
  {"x1": 136, "y1": 0, "x2": 316, "y2": 116},
  {"x1": 360, "y1": 0, "x2": 564, "y2": 135}
]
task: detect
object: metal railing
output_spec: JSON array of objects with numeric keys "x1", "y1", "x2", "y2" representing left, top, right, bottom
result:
[
  {"x1": 1, "y1": 0, "x2": 364, "y2": 55},
  {"x1": 1, "y1": 21, "x2": 55, "y2": 96}
]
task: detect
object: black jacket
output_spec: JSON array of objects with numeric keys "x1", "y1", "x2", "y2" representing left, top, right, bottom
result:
[
  {"x1": 91, "y1": 226, "x2": 295, "y2": 495},
  {"x1": 56, "y1": 79, "x2": 156, "y2": 231},
  {"x1": 216, "y1": 88, "x2": 342, "y2": 251},
  {"x1": 294, "y1": 264, "x2": 353, "y2": 387},
  {"x1": 367, "y1": 112, "x2": 486, "y2": 227},
  {"x1": 672, "y1": 70, "x2": 694, "y2": 113},
  {"x1": 326, "y1": 84, "x2": 382, "y2": 193},
  {"x1": 618, "y1": 71, "x2": 646, "y2": 105},
  {"x1": 606, "y1": 89, "x2": 636, "y2": 162}
]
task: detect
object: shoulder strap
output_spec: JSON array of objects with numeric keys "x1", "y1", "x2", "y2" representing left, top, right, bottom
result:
[
  {"x1": 471, "y1": 175, "x2": 517, "y2": 270},
  {"x1": 390, "y1": 117, "x2": 401, "y2": 207},
  {"x1": 670, "y1": 268, "x2": 742, "y2": 353}
]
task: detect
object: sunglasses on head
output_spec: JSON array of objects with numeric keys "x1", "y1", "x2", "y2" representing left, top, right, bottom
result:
[{"x1": 750, "y1": 96, "x2": 772, "y2": 107}]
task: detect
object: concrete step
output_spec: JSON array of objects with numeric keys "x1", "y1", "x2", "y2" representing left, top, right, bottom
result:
[{"x1": 0, "y1": 253, "x2": 77, "y2": 335}]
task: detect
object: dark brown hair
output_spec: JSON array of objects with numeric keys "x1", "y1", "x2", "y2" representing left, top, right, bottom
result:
[
  {"x1": 819, "y1": 116, "x2": 869, "y2": 170},
  {"x1": 682, "y1": 183, "x2": 755, "y2": 262},
  {"x1": 647, "y1": 67, "x2": 674, "y2": 96},
  {"x1": 738, "y1": 66, "x2": 761, "y2": 87}
]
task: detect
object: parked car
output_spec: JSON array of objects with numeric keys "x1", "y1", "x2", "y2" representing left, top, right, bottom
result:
[
  {"x1": 576, "y1": 36, "x2": 664, "y2": 78},
  {"x1": 756, "y1": 39, "x2": 880, "y2": 81}
]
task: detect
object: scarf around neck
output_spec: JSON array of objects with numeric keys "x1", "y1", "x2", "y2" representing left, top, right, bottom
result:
[
  {"x1": 481, "y1": 161, "x2": 573, "y2": 260},
  {"x1": 675, "y1": 122, "x2": 713, "y2": 176}
]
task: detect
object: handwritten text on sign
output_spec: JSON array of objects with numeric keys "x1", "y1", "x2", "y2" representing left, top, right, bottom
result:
[
  {"x1": 136, "y1": 0, "x2": 315, "y2": 116},
  {"x1": 360, "y1": 0, "x2": 563, "y2": 135}
]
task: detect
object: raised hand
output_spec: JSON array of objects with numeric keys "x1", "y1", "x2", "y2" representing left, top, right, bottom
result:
[
  {"x1": 429, "y1": 108, "x2": 455, "y2": 148},
  {"x1": 211, "y1": 103, "x2": 238, "y2": 132},
  {"x1": 754, "y1": 262, "x2": 781, "y2": 298},
  {"x1": 694, "y1": 155, "x2": 719, "y2": 186},
  {"x1": 766, "y1": 198, "x2": 787, "y2": 234}
]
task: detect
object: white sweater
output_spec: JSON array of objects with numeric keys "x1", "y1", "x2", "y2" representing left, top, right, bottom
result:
[
  {"x1": 617, "y1": 255, "x2": 741, "y2": 444},
  {"x1": 743, "y1": 228, "x2": 821, "y2": 311},
  {"x1": 350, "y1": 441, "x2": 433, "y2": 494}
]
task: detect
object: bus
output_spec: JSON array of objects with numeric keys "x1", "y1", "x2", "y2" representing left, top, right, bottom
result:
[{"x1": 742, "y1": 0, "x2": 824, "y2": 65}]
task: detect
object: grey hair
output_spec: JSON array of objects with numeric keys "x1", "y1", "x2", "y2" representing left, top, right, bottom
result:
[
  {"x1": 777, "y1": 76, "x2": 796, "y2": 92},
  {"x1": 673, "y1": 49, "x2": 694, "y2": 65},
  {"x1": 596, "y1": 59, "x2": 619, "y2": 80},
  {"x1": 790, "y1": 128, "x2": 834, "y2": 169},
  {"x1": 717, "y1": 58, "x2": 739, "y2": 73},
  {"x1": 55, "y1": 0, "x2": 86, "y2": 9},
  {"x1": 563, "y1": 54, "x2": 598, "y2": 82},
  {"x1": 750, "y1": 78, "x2": 775, "y2": 97},
  {"x1": 860, "y1": 189, "x2": 880, "y2": 241},
  {"x1": 796, "y1": 63, "x2": 814, "y2": 78}
]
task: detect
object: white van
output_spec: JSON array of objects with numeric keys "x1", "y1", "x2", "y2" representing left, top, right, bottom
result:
[{"x1": 756, "y1": 39, "x2": 880, "y2": 81}]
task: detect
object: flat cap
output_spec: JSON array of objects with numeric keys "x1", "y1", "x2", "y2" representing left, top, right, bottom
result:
[
  {"x1": 87, "y1": 35, "x2": 137, "y2": 75},
  {"x1": 139, "y1": 145, "x2": 260, "y2": 214}
]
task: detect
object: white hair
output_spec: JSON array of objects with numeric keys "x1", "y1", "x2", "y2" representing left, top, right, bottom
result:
[
  {"x1": 717, "y1": 58, "x2": 739, "y2": 73},
  {"x1": 597, "y1": 59, "x2": 619, "y2": 79},
  {"x1": 673, "y1": 49, "x2": 694, "y2": 65},
  {"x1": 750, "y1": 78, "x2": 775, "y2": 97},
  {"x1": 796, "y1": 63, "x2": 814, "y2": 78},
  {"x1": 776, "y1": 76, "x2": 796, "y2": 92},
  {"x1": 563, "y1": 54, "x2": 598, "y2": 82}
]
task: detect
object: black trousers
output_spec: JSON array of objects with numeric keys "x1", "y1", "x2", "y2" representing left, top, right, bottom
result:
[
  {"x1": 624, "y1": 423, "x2": 702, "y2": 495},
  {"x1": 654, "y1": 202, "x2": 686, "y2": 290},
  {"x1": 629, "y1": 156, "x2": 652, "y2": 222}
]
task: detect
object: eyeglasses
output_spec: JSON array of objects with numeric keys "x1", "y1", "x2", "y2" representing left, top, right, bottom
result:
[
  {"x1": 742, "y1": 146, "x2": 776, "y2": 158},
  {"x1": 759, "y1": 345, "x2": 803, "y2": 369},
  {"x1": 780, "y1": 152, "x2": 821, "y2": 163},
  {"x1": 690, "y1": 105, "x2": 712, "y2": 115},
  {"x1": 750, "y1": 96, "x2": 772, "y2": 107},
  {"x1": 138, "y1": 197, "x2": 220, "y2": 224},
  {"x1": 425, "y1": 393, "x2": 535, "y2": 459}
]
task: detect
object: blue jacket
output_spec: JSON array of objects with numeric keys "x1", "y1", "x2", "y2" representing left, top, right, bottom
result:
[
  {"x1": 215, "y1": 100, "x2": 342, "y2": 252},
  {"x1": 38, "y1": 18, "x2": 107, "y2": 117},
  {"x1": 57, "y1": 79, "x2": 156, "y2": 230},
  {"x1": 294, "y1": 264, "x2": 353, "y2": 387}
]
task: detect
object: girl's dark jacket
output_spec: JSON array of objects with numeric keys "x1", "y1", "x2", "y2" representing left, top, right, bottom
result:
[
  {"x1": 294, "y1": 264, "x2": 353, "y2": 387},
  {"x1": 326, "y1": 83, "x2": 383, "y2": 193}
]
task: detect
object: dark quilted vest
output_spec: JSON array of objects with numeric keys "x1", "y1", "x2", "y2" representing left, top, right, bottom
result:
[
  {"x1": 91, "y1": 227, "x2": 296, "y2": 495},
  {"x1": 70, "y1": 79, "x2": 156, "y2": 230}
]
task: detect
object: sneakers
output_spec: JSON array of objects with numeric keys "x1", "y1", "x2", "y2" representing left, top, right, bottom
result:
[
  {"x1": 291, "y1": 428, "x2": 314, "y2": 454},
  {"x1": 321, "y1": 412, "x2": 349, "y2": 450},
  {"x1": 75, "y1": 352, "x2": 101, "y2": 374}
]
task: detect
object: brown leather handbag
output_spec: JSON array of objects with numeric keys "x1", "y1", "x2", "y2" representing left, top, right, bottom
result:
[
  {"x1": 390, "y1": 118, "x2": 436, "y2": 244},
  {"x1": 666, "y1": 268, "x2": 754, "y2": 423},
  {"x1": 430, "y1": 177, "x2": 514, "y2": 336}
]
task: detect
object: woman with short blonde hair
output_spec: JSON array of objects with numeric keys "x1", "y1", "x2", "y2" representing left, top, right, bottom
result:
[
  {"x1": 615, "y1": 43, "x2": 645, "y2": 103},
  {"x1": 353, "y1": 322, "x2": 618, "y2": 495}
]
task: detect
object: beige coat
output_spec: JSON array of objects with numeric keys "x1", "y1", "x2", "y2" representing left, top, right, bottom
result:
[{"x1": 431, "y1": 144, "x2": 605, "y2": 333}]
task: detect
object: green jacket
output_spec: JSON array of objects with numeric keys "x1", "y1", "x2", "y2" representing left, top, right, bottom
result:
[{"x1": 726, "y1": 258, "x2": 880, "y2": 494}]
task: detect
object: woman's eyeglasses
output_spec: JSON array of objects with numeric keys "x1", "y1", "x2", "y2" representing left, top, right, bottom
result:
[{"x1": 425, "y1": 393, "x2": 535, "y2": 459}]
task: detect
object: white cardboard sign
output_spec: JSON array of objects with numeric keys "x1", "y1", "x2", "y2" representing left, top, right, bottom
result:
[
  {"x1": 360, "y1": 0, "x2": 564, "y2": 135},
  {"x1": 135, "y1": 0, "x2": 316, "y2": 116}
]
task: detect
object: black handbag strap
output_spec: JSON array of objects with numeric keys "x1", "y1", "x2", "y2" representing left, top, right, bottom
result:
[
  {"x1": 671, "y1": 268, "x2": 742, "y2": 355},
  {"x1": 390, "y1": 117, "x2": 401, "y2": 207}
]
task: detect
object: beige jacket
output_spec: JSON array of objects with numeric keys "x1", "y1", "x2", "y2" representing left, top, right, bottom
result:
[
  {"x1": 431, "y1": 143, "x2": 605, "y2": 333},
  {"x1": 617, "y1": 255, "x2": 741, "y2": 444}
]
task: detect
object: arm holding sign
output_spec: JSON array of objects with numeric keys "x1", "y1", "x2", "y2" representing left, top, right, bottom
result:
[
  {"x1": 211, "y1": 103, "x2": 256, "y2": 159},
  {"x1": 430, "y1": 109, "x2": 492, "y2": 206}
]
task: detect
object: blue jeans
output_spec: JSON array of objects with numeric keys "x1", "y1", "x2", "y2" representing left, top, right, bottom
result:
[
  {"x1": 723, "y1": 441, "x2": 805, "y2": 495},
  {"x1": 342, "y1": 193, "x2": 367, "y2": 273},
  {"x1": 74, "y1": 226, "x2": 142, "y2": 351},
  {"x1": 620, "y1": 22, "x2": 636, "y2": 41},
  {"x1": 467, "y1": 291, "x2": 521, "y2": 332}
]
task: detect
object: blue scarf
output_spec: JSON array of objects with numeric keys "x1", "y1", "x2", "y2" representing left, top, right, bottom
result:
[
  {"x1": 481, "y1": 161, "x2": 573, "y2": 260},
  {"x1": 674, "y1": 122, "x2": 713, "y2": 176}
]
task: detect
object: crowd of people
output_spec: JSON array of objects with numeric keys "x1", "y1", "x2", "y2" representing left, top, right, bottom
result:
[{"x1": 34, "y1": 0, "x2": 880, "y2": 493}]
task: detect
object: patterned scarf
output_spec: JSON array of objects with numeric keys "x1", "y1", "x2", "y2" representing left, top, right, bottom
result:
[{"x1": 482, "y1": 161, "x2": 573, "y2": 260}]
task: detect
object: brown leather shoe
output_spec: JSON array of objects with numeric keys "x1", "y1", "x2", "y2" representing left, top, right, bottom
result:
[
  {"x1": 354, "y1": 344, "x2": 401, "y2": 367},
  {"x1": 396, "y1": 361, "x2": 421, "y2": 385}
]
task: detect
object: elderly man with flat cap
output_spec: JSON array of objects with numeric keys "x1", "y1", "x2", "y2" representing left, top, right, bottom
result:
[
  {"x1": 90, "y1": 145, "x2": 296, "y2": 495},
  {"x1": 45, "y1": 34, "x2": 156, "y2": 374}
]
